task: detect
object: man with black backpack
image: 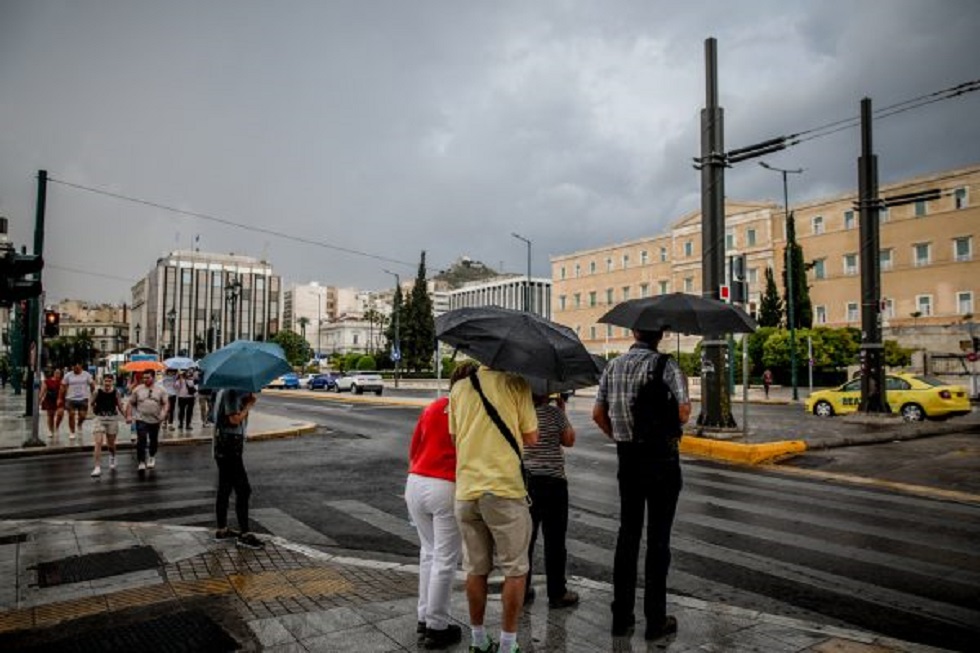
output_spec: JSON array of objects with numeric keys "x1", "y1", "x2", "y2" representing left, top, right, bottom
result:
[{"x1": 592, "y1": 328, "x2": 691, "y2": 642}]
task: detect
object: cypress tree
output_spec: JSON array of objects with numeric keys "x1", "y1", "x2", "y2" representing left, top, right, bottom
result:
[
  {"x1": 758, "y1": 266, "x2": 783, "y2": 327},
  {"x1": 782, "y1": 212, "x2": 813, "y2": 329}
]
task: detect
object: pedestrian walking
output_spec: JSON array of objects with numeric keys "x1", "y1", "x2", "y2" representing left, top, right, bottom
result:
[
  {"x1": 762, "y1": 368, "x2": 773, "y2": 400},
  {"x1": 41, "y1": 368, "x2": 65, "y2": 438},
  {"x1": 175, "y1": 371, "x2": 196, "y2": 432},
  {"x1": 161, "y1": 369, "x2": 178, "y2": 431},
  {"x1": 125, "y1": 370, "x2": 169, "y2": 472},
  {"x1": 195, "y1": 369, "x2": 214, "y2": 426},
  {"x1": 90, "y1": 375, "x2": 124, "y2": 477},
  {"x1": 524, "y1": 392, "x2": 579, "y2": 610},
  {"x1": 592, "y1": 328, "x2": 691, "y2": 642},
  {"x1": 60, "y1": 363, "x2": 95, "y2": 441},
  {"x1": 449, "y1": 365, "x2": 538, "y2": 653},
  {"x1": 213, "y1": 388, "x2": 263, "y2": 550},
  {"x1": 405, "y1": 361, "x2": 477, "y2": 650}
]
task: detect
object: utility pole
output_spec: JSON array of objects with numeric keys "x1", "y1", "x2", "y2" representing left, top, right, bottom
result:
[
  {"x1": 697, "y1": 37, "x2": 735, "y2": 428},
  {"x1": 383, "y1": 270, "x2": 401, "y2": 388},
  {"x1": 857, "y1": 97, "x2": 889, "y2": 414},
  {"x1": 25, "y1": 170, "x2": 47, "y2": 433}
]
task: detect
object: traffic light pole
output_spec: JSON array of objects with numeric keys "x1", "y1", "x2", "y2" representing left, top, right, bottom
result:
[{"x1": 24, "y1": 170, "x2": 47, "y2": 446}]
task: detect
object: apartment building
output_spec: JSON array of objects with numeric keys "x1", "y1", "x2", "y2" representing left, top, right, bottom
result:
[{"x1": 552, "y1": 165, "x2": 980, "y2": 354}]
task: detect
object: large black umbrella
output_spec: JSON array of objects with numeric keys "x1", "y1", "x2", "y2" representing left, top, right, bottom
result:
[
  {"x1": 524, "y1": 354, "x2": 607, "y2": 396},
  {"x1": 436, "y1": 306, "x2": 597, "y2": 382},
  {"x1": 598, "y1": 292, "x2": 757, "y2": 335}
]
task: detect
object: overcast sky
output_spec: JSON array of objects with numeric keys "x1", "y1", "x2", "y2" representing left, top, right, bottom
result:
[{"x1": 2, "y1": 0, "x2": 979, "y2": 304}]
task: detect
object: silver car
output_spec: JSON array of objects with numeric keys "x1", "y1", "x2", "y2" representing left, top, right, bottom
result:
[{"x1": 334, "y1": 371, "x2": 384, "y2": 396}]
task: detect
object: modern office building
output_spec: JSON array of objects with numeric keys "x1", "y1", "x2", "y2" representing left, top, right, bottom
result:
[
  {"x1": 552, "y1": 164, "x2": 980, "y2": 355},
  {"x1": 448, "y1": 276, "x2": 552, "y2": 318},
  {"x1": 130, "y1": 250, "x2": 282, "y2": 357},
  {"x1": 283, "y1": 283, "x2": 334, "y2": 356}
]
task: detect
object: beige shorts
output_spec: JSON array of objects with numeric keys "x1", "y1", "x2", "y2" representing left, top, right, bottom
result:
[
  {"x1": 455, "y1": 494, "x2": 531, "y2": 577},
  {"x1": 92, "y1": 417, "x2": 119, "y2": 442}
]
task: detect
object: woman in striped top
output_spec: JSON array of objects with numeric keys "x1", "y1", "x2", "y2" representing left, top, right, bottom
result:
[{"x1": 524, "y1": 393, "x2": 579, "y2": 609}]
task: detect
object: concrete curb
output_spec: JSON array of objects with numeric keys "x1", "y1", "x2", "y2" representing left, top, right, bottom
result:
[{"x1": 680, "y1": 436, "x2": 808, "y2": 464}]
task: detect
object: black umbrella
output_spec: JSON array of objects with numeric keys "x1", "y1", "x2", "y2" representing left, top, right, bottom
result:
[
  {"x1": 524, "y1": 354, "x2": 607, "y2": 396},
  {"x1": 435, "y1": 306, "x2": 597, "y2": 382},
  {"x1": 598, "y1": 292, "x2": 757, "y2": 335}
]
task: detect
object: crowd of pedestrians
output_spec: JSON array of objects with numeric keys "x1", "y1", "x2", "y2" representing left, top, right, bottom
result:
[{"x1": 405, "y1": 326, "x2": 690, "y2": 652}]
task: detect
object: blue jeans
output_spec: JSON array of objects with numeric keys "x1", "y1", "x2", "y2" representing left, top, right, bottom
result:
[{"x1": 612, "y1": 442, "x2": 682, "y2": 626}]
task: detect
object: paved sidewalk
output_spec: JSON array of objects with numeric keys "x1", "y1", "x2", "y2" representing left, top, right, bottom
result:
[
  {"x1": 0, "y1": 519, "x2": 950, "y2": 652},
  {"x1": 0, "y1": 388, "x2": 316, "y2": 458}
]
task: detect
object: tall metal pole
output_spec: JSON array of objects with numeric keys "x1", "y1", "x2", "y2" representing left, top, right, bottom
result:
[
  {"x1": 383, "y1": 270, "x2": 401, "y2": 388},
  {"x1": 857, "y1": 97, "x2": 889, "y2": 413},
  {"x1": 698, "y1": 37, "x2": 735, "y2": 428},
  {"x1": 512, "y1": 233, "x2": 531, "y2": 312},
  {"x1": 760, "y1": 161, "x2": 803, "y2": 401},
  {"x1": 25, "y1": 170, "x2": 47, "y2": 423},
  {"x1": 317, "y1": 291, "x2": 322, "y2": 361}
]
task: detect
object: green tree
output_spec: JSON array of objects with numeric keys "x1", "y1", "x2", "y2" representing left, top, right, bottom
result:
[
  {"x1": 402, "y1": 251, "x2": 436, "y2": 372},
  {"x1": 356, "y1": 354, "x2": 377, "y2": 370},
  {"x1": 746, "y1": 326, "x2": 778, "y2": 376},
  {"x1": 758, "y1": 266, "x2": 783, "y2": 327},
  {"x1": 384, "y1": 281, "x2": 404, "y2": 367},
  {"x1": 782, "y1": 212, "x2": 813, "y2": 329},
  {"x1": 270, "y1": 330, "x2": 311, "y2": 367},
  {"x1": 296, "y1": 317, "x2": 310, "y2": 340},
  {"x1": 363, "y1": 309, "x2": 387, "y2": 354},
  {"x1": 884, "y1": 340, "x2": 913, "y2": 368}
]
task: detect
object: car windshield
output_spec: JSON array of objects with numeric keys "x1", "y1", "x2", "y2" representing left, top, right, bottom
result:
[{"x1": 913, "y1": 375, "x2": 947, "y2": 387}]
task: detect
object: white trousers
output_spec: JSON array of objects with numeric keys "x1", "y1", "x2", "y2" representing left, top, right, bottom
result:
[{"x1": 405, "y1": 473, "x2": 461, "y2": 630}]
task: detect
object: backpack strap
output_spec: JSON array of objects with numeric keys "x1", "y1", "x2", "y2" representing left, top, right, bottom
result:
[{"x1": 468, "y1": 370, "x2": 529, "y2": 496}]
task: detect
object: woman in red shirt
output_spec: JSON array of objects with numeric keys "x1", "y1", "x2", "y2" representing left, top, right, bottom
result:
[
  {"x1": 405, "y1": 361, "x2": 477, "y2": 650},
  {"x1": 41, "y1": 368, "x2": 64, "y2": 438}
]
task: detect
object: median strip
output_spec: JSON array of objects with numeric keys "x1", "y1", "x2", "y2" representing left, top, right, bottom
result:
[{"x1": 680, "y1": 436, "x2": 807, "y2": 465}]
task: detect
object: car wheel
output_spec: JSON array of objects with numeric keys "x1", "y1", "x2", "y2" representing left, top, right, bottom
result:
[
  {"x1": 813, "y1": 400, "x2": 834, "y2": 418},
  {"x1": 901, "y1": 403, "x2": 926, "y2": 422},
  {"x1": 354, "y1": 385, "x2": 363, "y2": 395},
  {"x1": 333, "y1": 384, "x2": 341, "y2": 393}
]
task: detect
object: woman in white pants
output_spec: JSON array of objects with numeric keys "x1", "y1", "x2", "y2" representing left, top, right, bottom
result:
[{"x1": 405, "y1": 361, "x2": 477, "y2": 650}]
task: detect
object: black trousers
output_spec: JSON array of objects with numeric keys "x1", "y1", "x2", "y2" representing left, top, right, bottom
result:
[
  {"x1": 177, "y1": 397, "x2": 195, "y2": 429},
  {"x1": 135, "y1": 421, "x2": 160, "y2": 463},
  {"x1": 215, "y1": 455, "x2": 252, "y2": 532},
  {"x1": 527, "y1": 474, "x2": 569, "y2": 601},
  {"x1": 612, "y1": 442, "x2": 682, "y2": 626},
  {"x1": 166, "y1": 396, "x2": 177, "y2": 426}
]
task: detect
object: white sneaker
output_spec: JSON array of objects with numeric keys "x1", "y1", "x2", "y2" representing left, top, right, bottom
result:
[
  {"x1": 109, "y1": 455, "x2": 116, "y2": 470},
  {"x1": 138, "y1": 461, "x2": 147, "y2": 471},
  {"x1": 147, "y1": 456, "x2": 156, "y2": 469},
  {"x1": 70, "y1": 432, "x2": 76, "y2": 440},
  {"x1": 90, "y1": 466, "x2": 101, "y2": 477}
]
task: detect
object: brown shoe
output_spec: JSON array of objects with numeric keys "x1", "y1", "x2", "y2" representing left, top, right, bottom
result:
[{"x1": 548, "y1": 591, "x2": 580, "y2": 609}]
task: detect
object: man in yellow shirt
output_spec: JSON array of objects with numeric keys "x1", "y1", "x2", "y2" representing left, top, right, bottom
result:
[{"x1": 450, "y1": 365, "x2": 538, "y2": 653}]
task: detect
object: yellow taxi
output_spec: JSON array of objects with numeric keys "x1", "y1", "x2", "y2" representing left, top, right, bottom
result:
[{"x1": 804, "y1": 373, "x2": 972, "y2": 422}]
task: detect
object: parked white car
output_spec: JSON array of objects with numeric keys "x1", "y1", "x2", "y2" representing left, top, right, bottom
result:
[
  {"x1": 334, "y1": 371, "x2": 384, "y2": 396},
  {"x1": 298, "y1": 373, "x2": 317, "y2": 389}
]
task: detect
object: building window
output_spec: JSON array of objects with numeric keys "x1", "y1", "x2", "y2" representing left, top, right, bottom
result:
[
  {"x1": 844, "y1": 210, "x2": 855, "y2": 230},
  {"x1": 640, "y1": 283, "x2": 649, "y2": 297},
  {"x1": 622, "y1": 286, "x2": 630, "y2": 301},
  {"x1": 574, "y1": 293, "x2": 581, "y2": 309},
  {"x1": 574, "y1": 263, "x2": 581, "y2": 278},
  {"x1": 589, "y1": 291, "x2": 597, "y2": 307},
  {"x1": 659, "y1": 280, "x2": 669, "y2": 295},
  {"x1": 954, "y1": 187, "x2": 968, "y2": 209},
  {"x1": 640, "y1": 250, "x2": 649, "y2": 265},
  {"x1": 882, "y1": 298, "x2": 895, "y2": 318},
  {"x1": 746, "y1": 228, "x2": 757, "y2": 247},
  {"x1": 590, "y1": 326, "x2": 597, "y2": 340},
  {"x1": 589, "y1": 261, "x2": 596, "y2": 274},
  {"x1": 622, "y1": 254, "x2": 629, "y2": 269},
  {"x1": 812, "y1": 216, "x2": 824, "y2": 235},
  {"x1": 725, "y1": 231, "x2": 735, "y2": 251},
  {"x1": 815, "y1": 305, "x2": 827, "y2": 324},
  {"x1": 880, "y1": 248, "x2": 893, "y2": 271},
  {"x1": 606, "y1": 257, "x2": 613, "y2": 272},
  {"x1": 606, "y1": 288, "x2": 614, "y2": 304},
  {"x1": 748, "y1": 267, "x2": 759, "y2": 285},
  {"x1": 879, "y1": 207, "x2": 889, "y2": 223},
  {"x1": 846, "y1": 302, "x2": 859, "y2": 322},
  {"x1": 958, "y1": 291, "x2": 974, "y2": 315},
  {"x1": 606, "y1": 324, "x2": 613, "y2": 338},
  {"x1": 660, "y1": 247, "x2": 668, "y2": 262},
  {"x1": 843, "y1": 253, "x2": 858, "y2": 276},
  {"x1": 560, "y1": 267, "x2": 566, "y2": 280},
  {"x1": 684, "y1": 241, "x2": 693, "y2": 257},
  {"x1": 914, "y1": 200, "x2": 927, "y2": 217},
  {"x1": 813, "y1": 258, "x2": 826, "y2": 280},
  {"x1": 914, "y1": 243, "x2": 931, "y2": 267},
  {"x1": 559, "y1": 294, "x2": 567, "y2": 310},
  {"x1": 954, "y1": 236, "x2": 972, "y2": 262},
  {"x1": 684, "y1": 277, "x2": 693, "y2": 293},
  {"x1": 916, "y1": 295, "x2": 933, "y2": 316}
]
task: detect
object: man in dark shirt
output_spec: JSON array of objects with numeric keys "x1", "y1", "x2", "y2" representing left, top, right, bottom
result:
[{"x1": 213, "y1": 389, "x2": 263, "y2": 550}]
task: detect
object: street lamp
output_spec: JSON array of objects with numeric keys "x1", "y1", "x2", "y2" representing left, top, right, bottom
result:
[
  {"x1": 512, "y1": 232, "x2": 531, "y2": 312},
  {"x1": 166, "y1": 308, "x2": 177, "y2": 358},
  {"x1": 134, "y1": 323, "x2": 141, "y2": 346},
  {"x1": 760, "y1": 161, "x2": 804, "y2": 401},
  {"x1": 383, "y1": 269, "x2": 401, "y2": 389},
  {"x1": 224, "y1": 274, "x2": 242, "y2": 342},
  {"x1": 317, "y1": 290, "x2": 322, "y2": 362}
]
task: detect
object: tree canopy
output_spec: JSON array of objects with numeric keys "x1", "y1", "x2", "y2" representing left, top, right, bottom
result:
[
  {"x1": 782, "y1": 212, "x2": 813, "y2": 329},
  {"x1": 270, "y1": 329, "x2": 311, "y2": 367},
  {"x1": 402, "y1": 251, "x2": 436, "y2": 372},
  {"x1": 758, "y1": 266, "x2": 783, "y2": 327}
]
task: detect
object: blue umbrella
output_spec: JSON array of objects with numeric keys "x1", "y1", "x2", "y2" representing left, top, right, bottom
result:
[
  {"x1": 163, "y1": 356, "x2": 196, "y2": 370},
  {"x1": 199, "y1": 340, "x2": 292, "y2": 392}
]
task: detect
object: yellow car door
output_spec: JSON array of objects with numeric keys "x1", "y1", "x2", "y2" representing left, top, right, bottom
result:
[
  {"x1": 836, "y1": 378, "x2": 862, "y2": 414},
  {"x1": 884, "y1": 375, "x2": 913, "y2": 414}
]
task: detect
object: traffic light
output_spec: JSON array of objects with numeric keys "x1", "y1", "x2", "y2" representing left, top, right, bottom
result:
[
  {"x1": 0, "y1": 248, "x2": 43, "y2": 306},
  {"x1": 44, "y1": 310, "x2": 59, "y2": 337}
]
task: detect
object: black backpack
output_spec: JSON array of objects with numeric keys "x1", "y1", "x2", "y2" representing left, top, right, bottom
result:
[{"x1": 630, "y1": 353, "x2": 682, "y2": 447}]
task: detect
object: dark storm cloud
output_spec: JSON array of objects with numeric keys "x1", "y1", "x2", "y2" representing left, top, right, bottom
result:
[{"x1": 1, "y1": 1, "x2": 978, "y2": 302}]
